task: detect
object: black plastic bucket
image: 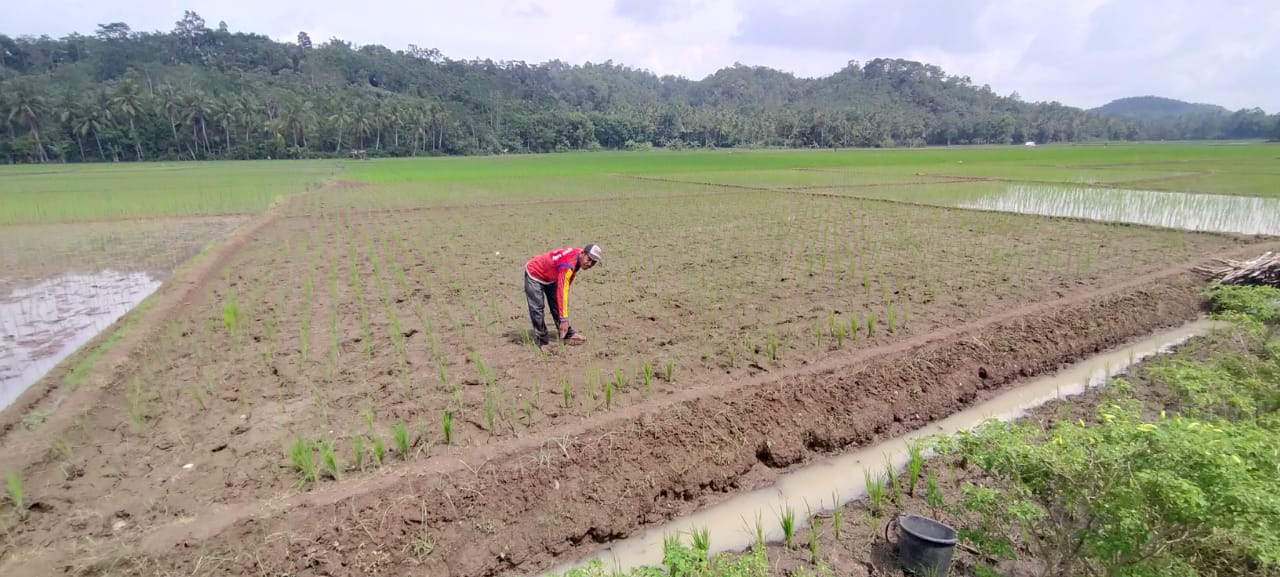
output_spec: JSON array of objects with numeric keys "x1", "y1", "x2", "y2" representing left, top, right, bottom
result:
[{"x1": 896, "y1": 514, "x2": 957, "y2": 577}]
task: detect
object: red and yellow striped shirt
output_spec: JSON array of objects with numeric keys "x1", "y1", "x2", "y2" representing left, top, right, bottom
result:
[{"x1": 526, "y1": 247, "x2": 581, "y2": 319}]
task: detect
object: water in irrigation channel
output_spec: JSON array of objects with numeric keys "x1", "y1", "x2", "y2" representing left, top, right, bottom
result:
[
  {"x1": 959, "y1": 185, "x2": 1280, "y2": 236},
  {"x1": 546, "y1": 318, "x2": 1223, "y2": 575},
  {"x1": 0, "y1": 270, "x2": 162, "y2": 410}
]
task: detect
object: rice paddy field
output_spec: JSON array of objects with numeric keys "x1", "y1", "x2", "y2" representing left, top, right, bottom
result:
[{"x1": 0, "y1": 142, "x2": 1277, "y2": 576}]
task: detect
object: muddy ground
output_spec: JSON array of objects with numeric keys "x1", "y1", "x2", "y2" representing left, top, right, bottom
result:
[
  {"x1": 5, "y1": 268, "x2": 1234, "y2": 577},
  {"x1": 739, "y1": 311, "x2": 1270, "y2": 577},
  {"x1": 0, "y1": 185, "x2": 1275, "y2": 576}
]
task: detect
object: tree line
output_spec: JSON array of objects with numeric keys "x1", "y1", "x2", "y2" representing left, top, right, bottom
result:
[{"x1": 2, "y1": 11, "x2": 1277, "y2": 163}]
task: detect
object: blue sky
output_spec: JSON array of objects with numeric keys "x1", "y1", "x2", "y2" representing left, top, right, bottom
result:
[{"x1": 8, "y1": 0, "x2": 1277, "y2": 112}]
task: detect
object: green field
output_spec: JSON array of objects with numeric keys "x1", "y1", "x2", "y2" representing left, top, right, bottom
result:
[
  {"x1": 0, "y1": 160, "x2": 339, "y2": 224},
  {"x1": 1, "y1": 143, "x2": 1276, "y2": 226}
]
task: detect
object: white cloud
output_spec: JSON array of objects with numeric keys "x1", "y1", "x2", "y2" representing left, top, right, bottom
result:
[{"x1": 5, "y1": 0, "x2": 1278, "y2": 111}]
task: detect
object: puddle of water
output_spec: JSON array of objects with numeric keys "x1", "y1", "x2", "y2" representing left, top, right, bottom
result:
[
  {"x1": 0, "y1": 269, "x2": 161, "y2": 410},
  {"x1": 547, "y1": 318, "x2": 1222, "y2": 575},
  {"x1": 958, "y1": 185, "x2": 1280, "y2": 236}
]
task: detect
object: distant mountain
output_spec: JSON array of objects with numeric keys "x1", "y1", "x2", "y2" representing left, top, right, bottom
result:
[{"x1": 1091, "y1": 96, "x2": 1230, "y2": 119}]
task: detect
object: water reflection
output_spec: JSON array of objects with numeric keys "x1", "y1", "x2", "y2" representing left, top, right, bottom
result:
[
  {"x1": 0, "y1": 270, "x2": 161, "y2": 409},
  {"x1": 959, "y1": 186, "x2": 1280, "y2": 236}
]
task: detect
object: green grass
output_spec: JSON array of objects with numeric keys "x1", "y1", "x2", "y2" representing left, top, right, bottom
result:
[
  {"x1": 1, "y1": 144, "x2": 1273, "y2": 225},
  {"x1": 6, "y1": 470, "x2": 25, "y2": 520},
  {"x1": 343, "y1": 143, "x2": 1273, "y2": 181},
  {"x1": 342, "y1": 143, "x2": 1279, "y2": 199},
  {"x1": 0, "y1": 160, "x2": 338, "y2": 224}
]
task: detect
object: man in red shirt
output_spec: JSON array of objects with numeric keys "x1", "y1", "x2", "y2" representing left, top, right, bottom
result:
[{"x1": 524, "y1": 243, "x2": 602, "y2": 351}]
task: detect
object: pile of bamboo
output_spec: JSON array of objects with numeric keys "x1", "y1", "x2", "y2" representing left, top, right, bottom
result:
[{"x1": 1193, "y1": 251, "x2": 1280, "y2": 287}]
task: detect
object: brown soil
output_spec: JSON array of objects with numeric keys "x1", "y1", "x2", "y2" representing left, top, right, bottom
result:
[
  {"x1": 741, "y1": 313, "x2": 1272, "y2": 577},
  {"x1": 0, "y1": 269, "x2": 1235, "y2": 576},
  {"x1": 1, "y1": 181, "x2": 1276, "y2": 577},
  {"x1": 0, "y1": 185, "x2": 340, "y2": 437}
]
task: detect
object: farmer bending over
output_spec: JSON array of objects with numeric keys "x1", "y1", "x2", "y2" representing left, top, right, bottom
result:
[{"x1": 524, "y1": 244, "x2": 602, "y2": 352}]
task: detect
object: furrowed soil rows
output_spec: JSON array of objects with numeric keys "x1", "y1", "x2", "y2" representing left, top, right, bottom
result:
[
  {"x1": 0, "y1": 182, "x2": 1272, "y2": 576},
  {"x1": 55, "y1": 269, "x2": 1229, "y2": 577}
]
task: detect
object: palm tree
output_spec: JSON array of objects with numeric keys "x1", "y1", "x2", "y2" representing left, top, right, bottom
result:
[
  {"x1": 85, "y1": 94, "x2": 114, "y2": 161},
  {"x1": 182, "y1": 88, "x2": 212, "y2": 158},
  {"x1": 235, "y1": 94, "x2": 257, "y2": 145},
  {"x1": 212, "y1": 96, "x2": 236, "y2": 157},
  {"x1": 5, "y1": 81, "x2": 50, "y2": 162},
  {"x1": 61, "y1": 96, "x2": 112, "y2": 162},
  {"x1": 328, "y1": 106, "x2": 353, "y2": 153},
  {"x1": 157, "y1": 84, "x2": 182, "y2": 151},
  {"x1": 58, "y1": 96, "x2": 88, "y2": 161},
  {"x1": 354, "y1": 104, "x2": 374, "y2": 149},
  {"x1": 108, "y1": 77, "x2": 145, "y2": 160},
  {"x1": 428, "y1": 102, "x2": 448, "y2": 151}
]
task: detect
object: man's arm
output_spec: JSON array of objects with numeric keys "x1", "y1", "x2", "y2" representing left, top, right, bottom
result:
[{"x1": 555, "y1": 264, "x2": 574, "y2": 336}]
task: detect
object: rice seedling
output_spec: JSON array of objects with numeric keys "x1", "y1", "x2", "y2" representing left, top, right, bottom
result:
[
  {"x1": 885, "y1": 461, "x2": 902, "y2": 506},
  {"x1": 51, "y1": 438, "x2": 72, "y2": 462},
  {"x1": 604, "y1": 380, "x2": 614, "y2": 410},
  {"x1": 766, "y1": 334, "x2": 780, "y2": 362},
  {"x1": 831, "y1": 491, "x2": 843, "y2": 540},
  {"x1": 642, "y1": 362, "x2": 653, "y2": 392},
  {"x1": 485, "y1": 390, "x2": 497, "y2": 432},
  {"x1": 126, "y1": 378, "x2": 149, "y2": 427},
  {"x1": 352, "y1": 436, "x2": 365, "y2": 470},
  {"x1": 222, "y1": 295, "x2": 241, "y2": 342},
  {"x1": 373, "y1": 436, "x2": 385, "y2": 465},
  {"x1": 189, "y1": 382, "x2": 208, "y2": 410},
  {"x1": 6, "y1": 470, "x2": 25, "y2": 520},
  {"x1": 925, "y1": 470, "x2": 944, "y2": 515},
  {"x1": 850, "y1": 315, "x2": 859, "y2": 340},
  {"x1": 472, "y1": 352, "x2": 491, "y2": 387},
  {"x1": 301, "y1": 275, "x2": 313, "y2": 363},
  {"x1": 866, "y1": 313, "x2": 876, "y2": 337},
  {"x1": 613, "y1": 368, "x2": 627, "y2": 390},
  {"x1": 665, "y1": 359, "x2": 675, "y2": 381},
  {"x1": 887, "y1": 304, "x2": 897, "y2": 333},
  {"x1": 691, "y1": 525, "x2": 710, "y2": 555},
  {"x1": 486, "y1": 295, "x2": 502, "y2": 330},
  {"x1": 906, "y1": 440, "x2": 924, "y2": 496},
  {"x1": 319, "y1": 441, "x2": 339, "y2": 480},
  {"x1": 522, "y1": 400, "x2": 532, "y2": 424},
  {"x1": 393, "y1": 421, "x2": 410, "y2": 459},
  {"x1": 746, "y1": 510, "x2": 765, "y2": 548},
  {"x1": 808, "y1": 516, "x2": 821, "y2": 565},
  {"x1": 288, "y1": 438, "x2": 318, "y2": 487},
  {"x1": 441, "y1": 411, "x2": 454, "y2": 445},
  {"x1": 778, "y1": 504, "x2": 796, "y2": 547},
  {"x1": 561, "y1": 378, "x2": 572, "y2": 409},
  {"x1": 865, "y1": 470, "x2": 885, "y2": 516}
]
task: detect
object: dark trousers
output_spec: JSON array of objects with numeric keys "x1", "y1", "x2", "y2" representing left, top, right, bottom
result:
[{"x1": 524, "y1": 270, "x2": 574, "y2": 345}]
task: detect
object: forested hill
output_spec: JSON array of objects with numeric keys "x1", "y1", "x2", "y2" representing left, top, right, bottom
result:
[
  {"x1": 1091, "y1": 96, "x2": 1231, "y2": 119},
  {"x1": 2, "y1": 12, "x2": 1277, "y2": 163}
]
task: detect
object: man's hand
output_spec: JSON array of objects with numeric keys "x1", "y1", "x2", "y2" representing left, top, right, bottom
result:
[{"x1": 558, "y1": 321, "x2": 569, "y2": 339}]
